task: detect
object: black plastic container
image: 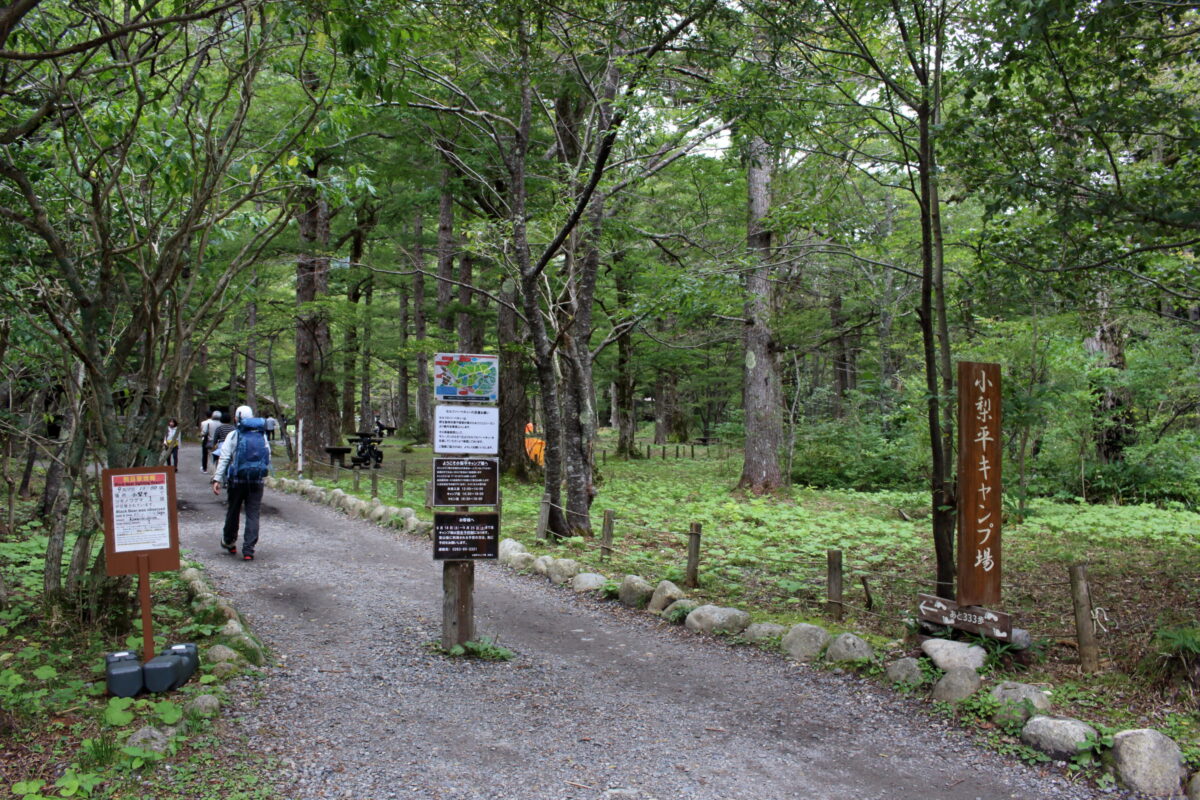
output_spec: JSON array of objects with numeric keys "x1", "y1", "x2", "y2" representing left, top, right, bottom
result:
[
  {"x1": 104, "y1": 651, "x2": 143, "y2": 698},
  {"x1": 142, "y1": 653, "x2": 184, "y2": 693},
  {"x1": 161, "y1": 643, "x2": 198, "y2": 688}
]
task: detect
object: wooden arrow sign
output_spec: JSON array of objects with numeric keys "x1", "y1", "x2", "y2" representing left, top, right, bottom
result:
[{"x1": 917, "y1": 593, "x2": 1013, "y2": 641}]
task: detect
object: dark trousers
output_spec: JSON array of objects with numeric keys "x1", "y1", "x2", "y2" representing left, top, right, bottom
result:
[
  {"x1": 201, "y1": 441, "x2": 210, "y2": 471},
  {"x1": 223, "y1": 482, "x2": 264, "y2": 556},
  {"x1": 166, "y1": 446, "x2": 178, "y2": 467}
]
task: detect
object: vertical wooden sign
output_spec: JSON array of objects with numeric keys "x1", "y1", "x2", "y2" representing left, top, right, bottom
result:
[{"x1": 957, "y1": 361, "x2": 1002, "y2": 607}]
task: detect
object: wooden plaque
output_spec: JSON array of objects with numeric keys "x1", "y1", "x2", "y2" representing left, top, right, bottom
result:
[
  {"x1": 957, "y1": 361, "x2": 1002, "y2": 607},
  {"x1": 102, "y1": 467, "x2": 180, "y2": 576},
  {"x1": 917, "y1": 594, "x2": 1013, "y2": 641}
]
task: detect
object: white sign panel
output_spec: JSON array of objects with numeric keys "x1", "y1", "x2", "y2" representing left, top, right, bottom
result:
[
  {"x1": 435, "y1": 405, "x2": 499, "y2": 454},
  {"x1": 110, "y1": 472, "x2": 172, "y2": 553}
]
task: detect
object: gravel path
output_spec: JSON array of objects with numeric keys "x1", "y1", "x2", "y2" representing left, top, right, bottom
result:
[{"x1": 176, "y1": 447, "x2": 1114, "y2": 800}]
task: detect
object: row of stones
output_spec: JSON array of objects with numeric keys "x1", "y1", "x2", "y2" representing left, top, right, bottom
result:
[
  {"x1": 497, "y1": 538, "x2": 1199, "y2": 799},
  {"x1": 121, "y1": 567, "x2": 265, "y2": 754},
  {"x1": 266, "y1": 476, "x2": 432, "y2": 536}
]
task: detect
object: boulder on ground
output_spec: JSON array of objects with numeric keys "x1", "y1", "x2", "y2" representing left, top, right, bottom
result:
[
  {"x1": 920, "y1": 639, "x2": 986, "y2": 671},
  {"x1": 570, "y1": 573, "x2": 608, "y2": 593},
  {"x1": 548, "y1": 558, "x2": 582, "y2": 585},
  {"x1": 498, "y1": 538, "x2": 527, "y2": 565},
  {"x1": 532, "y1": 555, "x2": 553, "y2": 576},
  {"x1": 186, "y1": 694, "x2": 221, "y2": 718},
  {"x1": 1111, "y1": 728, "x2": 1185, "y2": 797},
  {"x1": 127, "y1": 726, "x2": 170, "y2": 753},
  {"x1": 1021, "y1": 716, "x2": 1097, "y2": 761},
  {"x1": 885, "y1": 657, "x2": 925, "y2": 686},
  {"x1": 684, "y1": 604, "x2": 751, "y2": 636},
  {"x1": 931, "y1": 667, "x2": 981, "y2": 702},
  {"x1": 1187, "y1": 770, "x2": 1200, "y2": 800},
  {"x1": 618, "y1": 575, "x2": 654, "y2": 608},
  {"x1": 824, "y1": 633, "x2": 873, "y2": 663},
  {"x1": 509, "y1": 553, "x2": 536, "y2": 571},
  {"x1": 782, "y1": 623, "x2": 830, "y2": 662},
  {"x1": 648, "y1": 581, "x2": 686, "y2": 613},
  {"x1": 990, "y1": 681, "x2": 1051, "y2": 728},
  {"x1": 662, "y1": 599, "x2": 699, "y2": 622},
  {"x1": 743, "y1": 622, "x2": 788, "y2": 643},
  {"x1": 180, "y1": 567, "x2": 203, "y2": 584},
  {"x1": 205, "y1": 644, "x2": 241, "y2": 664}
]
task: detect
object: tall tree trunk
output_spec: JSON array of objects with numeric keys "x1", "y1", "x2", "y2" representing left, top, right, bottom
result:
[
  {"x1": 457, "y1": 251, "x2": 483, "y2": 351},
  {"x1": 437, "y1": 162, "x2": 456, "y2": 334},
  {"x1": 738, "y1": 135, "x2": 784, "y2": 494},
  {"x1": 245, "y1": 280, "x2": 257, "y2": 411},
  {"x1": 397, "y1": 285, "x2": 410, "y2": 429},
  {"x1": 412, "y1": 213, "x2": 432, "y2": 441},
  {"x1": 342, "y1": 279, "x2": 363, "y2": 434},
  {"x1": 613, "y1": 257, "x2": 638, "y2": 458},
  {"x1": 360, "y1": 278, "x2": 374, "y2": 427},
  {"x1": 295, "y1": 174, "x2": 341, "y2": 453},
  {"x1": 1085, "y1": 292, "x2": 1134, "y2": 464},
  {"x1": 498, "y1": 277, "x2": 531, "y2": 481}
]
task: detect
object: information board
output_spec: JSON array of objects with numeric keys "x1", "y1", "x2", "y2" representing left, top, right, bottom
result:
[
  {"x1": 434, "y1": 353, "x2": 499, "y2": 403},
  {"x1": 433, "y1": 512, "x2": 500, "y2": 560},
  {"x1": 434, "y1": 458, "x2": 499, "y2": 507},
  {"x1": 434, "y1": 405, "x2": 499, "y2": 454},
  {"x1": 102, "y1": 467, "x2": 180, "y2": 576}
]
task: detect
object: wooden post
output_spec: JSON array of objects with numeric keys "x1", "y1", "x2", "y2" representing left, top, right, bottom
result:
[
  {"x1": 685, "y1": 522, "x2": 702, "y2": 589},
  {"x1": 602, "y1": 449, "x2": 606, "y2": 464},
  {"x1": 690, "y1": 444, "x2": 695, "y2": 459},
  {"x1": 442, "y1": 561, "x2": 475, "y2": 648},
  {"x1": 600, "y1": 509, "x2": 614, "y2": 562},
  {"x1": 675, "y1": 445, "x2": 680, "y2": 459},
  {"x1": 645, "y1": 444, "x2": 650, "y2": 459},
  {"x1": 398, "y1": 459, "x2": 407, "y2": 499},
  {"x1": 535, "y1": 492, "x2": 550, "y2": 540},
  {"x1": 661, "y1": 445, "x2": 666, "y2": 460},
  {"x1": 1070, "y1": 564, "x2": 1100, "y2": 673},
  {"x1": 333, "y1": 463, "x2": 341, "y2": 485},
  {"x1": 860, "y1": 575, "x2": 874, "y2": 611},
  {"x1": 371, "y1": 468, "x2": 379, "y2": 499},
  {"x1": 425, "y1": 482, "x2": 433, "y2": 509},
  {"x1": 827, "y1": 549, "x2": 843, "y2": 621},
  {"x1": 353, "y1": 468, "x2": 361, "y2": 492},
  {"x1": 137, "y1": 554, "x2": 154, "y2": 659}
]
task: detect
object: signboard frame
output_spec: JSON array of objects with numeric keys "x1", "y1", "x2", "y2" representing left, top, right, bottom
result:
[
  {"x1": 434, "y1": 404, "x2": 500, "y2": 455},
  {"x1": 102, "y1": 466, "x2": 180, "y2": 576},
  {"x1": 917, "y1": 593, "x2": 1013, "y2": 641},
  {"x1": 433, "y1": 458, "x2": 499, "y2": 507},
  {"x1": 433, "y1": 352, "x2": 500, "y2": 403},
  {"x1": 433, "y1": 512, "x2": 501, "y2": 561},
  {"x1": 957, "y1": 361, "x2": 1002, "y2": 607}
]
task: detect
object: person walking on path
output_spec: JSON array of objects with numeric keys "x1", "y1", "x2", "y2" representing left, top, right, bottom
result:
[
  {"x1": 163, "y1": 418, "x2": 181, "y2": 470},
  {"x1": 199, "y1": 410, "x2": 221, "y2": 472},
  {"x1": 211, "y1": 405, "x2": 271, "y2": 561},
  {"x1": 265, "y1": 414, "x2": 277, "y2": 442},
  {"x1": 209, "y1": 413, "x2": 236, "y2": 470}
]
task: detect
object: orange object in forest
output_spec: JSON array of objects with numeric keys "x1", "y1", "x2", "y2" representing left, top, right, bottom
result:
[{"x1": 524, "y1": 437, "x2": 545, "y2": 465}]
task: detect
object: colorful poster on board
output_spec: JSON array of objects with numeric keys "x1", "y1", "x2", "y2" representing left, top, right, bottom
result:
[
  {"x1": 434, "y1": 353, "x2": 499, "y2": 403},
  {"x1": 110, "y1": 472, "x2": 172, "y2": 553}
]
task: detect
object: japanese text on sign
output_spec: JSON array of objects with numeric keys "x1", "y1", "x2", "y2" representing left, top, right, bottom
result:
[
  {"x1": 433, "y1": 458, "x2": 499, "y2": 507},
  {"x1": 434, "y1": 405, "x2": 499, "y2": 455},
  {"x1": 957, "y1": 361, "x2": 1002, "y2": 606},
  {"x1": 433, "y1": 512, "x2": 500, "y2": 560},
  {"x1": 110, "y1": 472, "x2": 171, "y2": 553}
]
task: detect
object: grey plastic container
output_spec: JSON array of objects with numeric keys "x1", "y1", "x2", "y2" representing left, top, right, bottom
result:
[
  {"x1": 142, "y1": 653, "x2": 184, "y2": 693},
  {"x1": 105, "y1": 651, "x2": 143, "y2": 698},
  {"x1": 161, "y1": 643, "x2": 198, "y2": 688}
]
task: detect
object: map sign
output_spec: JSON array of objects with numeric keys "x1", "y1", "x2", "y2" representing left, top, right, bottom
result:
[{"x1": 434, "y1": 353, "x2": 499, "y2": 403}]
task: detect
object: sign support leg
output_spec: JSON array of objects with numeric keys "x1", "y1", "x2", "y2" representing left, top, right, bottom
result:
[
  {"x1": 137, "y1": 554, "x2": 154, "y2": 659},
  {"x1": 442, "y1": 561, "x2": 475, "y2": 648}
]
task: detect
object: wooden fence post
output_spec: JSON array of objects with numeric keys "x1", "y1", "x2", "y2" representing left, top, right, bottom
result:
[
  {"x1": 690, "y1": 444, "x2": 695, "y2": 459},
  {"x1": 675, "y1": 445, "x2": 680, "y2": 459},
  {"x1": 645, "y1": 444, "x2": 650, "y2": 459},
  {"x1": 686, "y1": 523, "x2": 702, "y2": 588},
  {"x1": 398, "y1": 459, "x2": 407, "y2": 499},
  {"x1": 333, "y1": 463, "x2": 341, "y2": 485},
  {"x1": 535, "y1": 492, "x2": 550, "y2": 540},
  {"x1": 600, "y1": 509, "x2": 614, "y2": 562},
  {"x1": 827, "y1": 549, "x2": 843, "y2": 621},
  {"x1": 371, "y1": 468, "x2": 378, "y2": 499},
  {"x1": 1070, "y1": 564, "x2": 1100, "y2": 673},
  {"x1": 353, "y1": 468, "x2": 361, "y2": 493}
]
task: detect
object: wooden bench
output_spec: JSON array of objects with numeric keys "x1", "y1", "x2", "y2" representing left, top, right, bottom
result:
[{"x1": 324, "y1": 446, "x2": 352, "y2": 467}]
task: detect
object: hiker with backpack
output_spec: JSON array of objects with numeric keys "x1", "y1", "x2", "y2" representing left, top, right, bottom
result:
[{"x1": 211, "y1": 405, "x2": 272, "y2": 561}]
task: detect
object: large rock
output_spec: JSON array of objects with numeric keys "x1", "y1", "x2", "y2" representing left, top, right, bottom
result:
[
  {"x1": 921, "y1": 639, "x2": 986, "y2": 671},
  {"x1": 205, "y1": 644, "x2": 242, "y2": 664},
  {"x1": 647, "y1": 581, "x2": 686, "y2": 614},
  {"x1": 1187, "y1": 770, "x2": 1200, "y2": 800},
  {"x1": 570, "y1": 573, "x2": 608, "y2": 593},
  {"x1": 743, "y1": 623, "x2": 788, "y2": 643},
  {"x1": 509, "y1": 553, "x2": 537, "y2": 571},
  {"x1": 1111, "y1": 729, "x2": 1185, "y2": 797},
  {"x1": 684, "y1": 604, "x2": 751, "y2": 636},
  {"x1": 179, "y1": 567, "x2": 203, "y2": 584},
  {"x1": 186, "y1": 694, "x2": 221, "y2": 718},
  {"x1": 127, "y1": 726, "x2": 170, "y2": 753},
  {"x1": 931, "y1": 667, "x2": 981, "y2": 702},
  {"x1": 824, "y1": 633, "x2": 873, "y2": 663},
  {"x1": 1021, "y1": 716, "x2": 1097, "y2": 761},
  {"x1": 662, "y1": 599, "x2": 699, "y2": 622},
  {"x1": 782, "y1": 623, "x2": 830, "y2": 662},
  {"x1": 618, "y1": 575, "x2": 654, "y2": 608},
  {"x1": 885, "y1": 657, "x2": 925, "y2": 687},
  {"x1": 532, "y1": 556, "x2": 553, "y2": 576},
  {"x1": 498, "y1": 538, "x2": 527, "y2": 565},
  {"x1": 547, "y1": 558, "x2": 582, "y2": 585},
  {"x1": 990, "y1": 682, "x2": 1051, "y2": 728}
]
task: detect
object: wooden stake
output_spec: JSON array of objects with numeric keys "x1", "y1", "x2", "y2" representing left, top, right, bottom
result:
[
  {"x1": 371, "y1": 468, "x2": 378, "y2": 499},
  {"x1": 1070, "y1": 564, "x2": 1100, "y2": 673},
  {"x1": 827, "y1": 549, "x2": 843, "y2": 621},
  {"x1": 600, "y1": 510, "x2": 614, "y2": 562},
  {"x1": 398, "y1": 459, "x2": 407, "y2": 499},
  {"x1": 686, "y1": 522, "x2": 702, "y2": 589},
  {"x1": 353, "y1": 468, "x2": 361, "y2": 492},
  {"x1": 860, "y1": 575, "x2": 874, "y2": 611},
  {"x1": 441, "y1": 561, "x2": 475, "y2": 648},
  {"x1": 535, "y1": 492, "x2": 550, "y2": 540},
  {"x1": 137, "y1": 554, "x2": 154, "y2": 660}
]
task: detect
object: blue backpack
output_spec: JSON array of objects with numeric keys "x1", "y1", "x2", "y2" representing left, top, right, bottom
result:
[{"x1": 232, "y1": 418, "x2": 270, "y2": 482}]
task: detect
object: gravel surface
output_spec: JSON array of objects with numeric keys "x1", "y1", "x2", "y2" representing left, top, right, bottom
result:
[{"x1": 177, "y1": 448, "x2": 1120, "y2": 800}]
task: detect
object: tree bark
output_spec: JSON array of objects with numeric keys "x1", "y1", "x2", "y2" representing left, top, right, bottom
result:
[
  {"x1": 437, "y1": 160, "x2": 456, "y2": 334},
  {"x1": 738, "y1": 134, "x2": 784, "y2": 494},
  {"x1": 412, "y1": 212, "x2": 432, "y2": 441},
  {"x1": 498, "y1": 276, "x2": 531, "y2": 481},
  {"x1": 342, "y1": 278, "x2": 363, "y2": 434}
]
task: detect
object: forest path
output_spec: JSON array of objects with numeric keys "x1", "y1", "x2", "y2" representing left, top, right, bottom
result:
[{"x1": 174, "y1": 445, "x2": 1102, "y2": 800}]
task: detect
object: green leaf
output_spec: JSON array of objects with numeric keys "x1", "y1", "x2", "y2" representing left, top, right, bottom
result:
[
  {"x1": 104, "y1": 697, "x2": 136, "y2": 727},
  {"x1": 32, "y1": 665, "x2": 56, "y2": 681},
  {"x1": 154, "y1": 700, "x2": 182, "y2": 725}
]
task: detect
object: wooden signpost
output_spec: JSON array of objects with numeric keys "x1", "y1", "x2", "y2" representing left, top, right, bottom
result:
[
  {"x1": 102, "y1": 466, "x2": 180, "y2": 659},
  {"x1": 917, "y1": 361, "x2": 1012, "y2": 642},
  {"x1": 432, "y1": 353, "x2": 501, "y2": 649}
]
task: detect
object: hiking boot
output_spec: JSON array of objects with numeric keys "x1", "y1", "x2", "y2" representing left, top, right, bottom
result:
[
  {"x1": 221, "y1": 540, "x2": 237, "y2": 555},
  {"x1": 242, "y1": 553, "x2": 254, "y2": 561}
]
